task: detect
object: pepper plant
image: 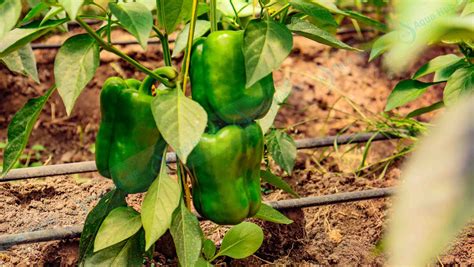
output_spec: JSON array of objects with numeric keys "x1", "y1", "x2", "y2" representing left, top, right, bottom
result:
[{"x1": 1, "y1": 0, "x2": 385, "y2": 265}]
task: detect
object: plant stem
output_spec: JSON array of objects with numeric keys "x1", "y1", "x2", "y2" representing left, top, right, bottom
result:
[
  {"x1": 270, "y1": 3, "x2": 290, "y2": 19},
  {"x1": 178, "y1": 161, "x2": 192, "y2": 209},
  {"x1": 181, "y1": 0, "x2": 199, "y2": 92},
  {"x1": 76, "y1": 17, "x2": 176, "y2": 88},
  {"x1": 210, "y1": 0, "x2": 218, "y2": 32},
  {"x1": 153, "y1": 26, "x2": 172, "y2": 67}
]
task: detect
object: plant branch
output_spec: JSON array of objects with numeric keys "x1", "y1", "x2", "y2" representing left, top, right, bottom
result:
[
  {"x1": 153, "y1": 26, "x2": 172, "y2": 67},
  {"x1": 270, "y1": 3, "x2": 290, "y2": 19},
  {"x1": 181, "y1": 0, "x2": 199, "y2": 92},
  {"x1": 210, "y1": 0, "x2": 218, "y2": 32},
  {"x1": 76, "y1": 17, "x2": 176, "y2": 88}
]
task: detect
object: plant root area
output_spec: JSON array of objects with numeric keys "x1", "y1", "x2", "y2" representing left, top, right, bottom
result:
[{"x1": 0, "y1": 31, "x2": 472, "y2": 265}]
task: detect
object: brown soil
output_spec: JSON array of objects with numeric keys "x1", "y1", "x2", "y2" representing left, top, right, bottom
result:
[{"x1": 0, "y1": 26, "x2": 472, "y2": 266}]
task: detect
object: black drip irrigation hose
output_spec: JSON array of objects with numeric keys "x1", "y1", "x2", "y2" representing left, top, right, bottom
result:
[
  {"x1": 0, "y1": 132, "x2": 399, "y2": 182},
  {"x1": 0, "y1": 187, "x2": 395, "y2": 248}
]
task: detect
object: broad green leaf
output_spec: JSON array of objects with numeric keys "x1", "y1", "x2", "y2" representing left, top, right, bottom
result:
[
  {"x1": 54, "y1": 34, "x2": 99, "y2": 116},
  {"x1": 369, "y1": 31, "x2": 397, "y2": 61},
  {"x1": 84, "y1": 230, "x2": 144, "y2": 267},
  {"x1": 214, "y1": 222, "x2": 264, "y2": 259},
  {"x1": 109, "y1": 2, "x2": 153, "y2": 49},
  {"x1": 170, "y1": 200, "x2": 203, "y2": 267},
  {"x1": 461, "y1": 2, "x2": 474, "y2": 16},
  {"x1": 260, "y1": 169, "x2": 300, "y2": 198},
  {"x1": 0, "y1": 0, "x2": 22, "y2": 38},
  {"x1": 342, "y1": 10, "x2": 387, "y2": 32},
  {"x1": 312, "y1": 0, "x2": 342, "y2": 13},
  {"x1": 387, "y1": 96, "x2": 474, "y2": 266},
  {"x1": 1, "y1": 86, "x2": 55, "y2": 177},
  {"x1": 40, "y1": 6, "x2": 64, "y2": 26},
  {"x1": 406, "y1": 101, "x2": 444, "y2": 118},
  {"x1": 172, "y1": 20, "x2": 210, "y2": 57},
  {"x1": 244, "y1": 19, "x2": 293, "y2": 88},
  {"x1": 443, "y1": 66, "x2": 474, "y2": 106},
  {"x1": 217, "y1": 0, "x2": 257, "y2": 17},
  {"x1": 289, "y1": 0, "x2": 338, "y2": 33},
  {"x1": 58, "y1": 0, "x2": 84, "y2": 20},
  {"x1": 385, "y1": 80, "x2": 439, "y2": 111},
  {"x1": 151, "y1": 88, "x2": 207, "y2": 163},
  {"x1": 412, "y1": 54, "x2": 462, "y2": 79},
  {"x1": 0, "y1": 19, "x2": 68, "y2": 57},
  {"x1": 21, "y1": 2, "x2": 49, "y2": 24},
  {"x1": 202, "y1": 239, "x2": 216, "y2": 260},
  {"x1": 79, "y1": 189, "x2": 128, "y2": 263},
  {"x1": 1, "y1": 44, "x2": 39, "y2": 83},
  {"x1": 156, "y1": 0, "x2": 192, "y2": 34},
  {"x1": 434, "y1": 59, "x2": 469, "y2": 82},
  {"x1": 94, "y1": 207, "x2": 142, "y2": 252},
  {"x1": 195, "y1": 257, "x2": 214, "y2": 267},
  {"x1": 141, "y1": 157, "x2": 181, "y2": 250},
  {"x1": 136, "y1": 0, "x2": 156, "y2": 11},
  {"x1": 254, "y1": 203, "x2": 293, "y2": 224},
  {"x1": 267, "y1": 130, "x2": 297, "y2": 175},
  {"x1": 287, "y1": 18, "x2": 360, "y2": 52},
  {"x1": 257, "y1": 80, "x2": 292, "y2": 133}
]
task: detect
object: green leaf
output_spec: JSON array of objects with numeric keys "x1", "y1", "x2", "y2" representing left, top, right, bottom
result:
[
  {"x1": 84, "y1": 230, "x2": 145, "y2": 267},
  {"x1": 1, "y1": 86, "x2": 55, "y2": 177},
  {"x1": 79, "y1": 189, "x2": 128, "y2": 263},
  {"x1": 202, "y1": 239, "x2": 216, "y2": 260},
  {"x1": 54, "y1": 34, "x2": 99, "y2": 116},
  {"x1": 214, "y1": 222, "x2": 264, "y2": 260},
  {"x1": 0, "y1": 0, "x2": 22, "y2": 38},
  {"x1": 195, "y1": 257, "x2": 214, "y2": 267},
  {"x1": 287, "y1": 17, "x2": 360, "y2": 52},
  {"x1": 267, "y1": 130, "x2": 297, "y2": 175},
  {"x1": 58, "y1": 0, "x2": 84, "y2": 20},
  {"x1": 151, "y1": 88, "x2": 207, "y2": 163},
  {"x1": 0, "y1": 19, "x2": 68, "y2": 57},
  {"x1": 412, "y1": 54, "x2": 462, "y2": 80},
  {"x1": 461, "y1": 2, "x2": 474, "y2": 16},
  {"x1": 1, "y1": 44, "x2": 39, "y2": 83},
  {"x1": 260, "y1": 169, "x2": 299, "y2": 198},
  {"x1": 172, "y1": 20, "x2": 210, "y2": 57},
  {"x1": 141, "y1": 157, "x2": 181, "y2": 250},
  {"x1": 21, "y1": 2, "x2": 49, "y2": 24},
  {"x1": 94, "y1": 207, "x2": 142, "y2": 252},
  {"x1": 369, "y1": 31, "x2": 397, "y2": 61},
  {"x1": 406, "y1": 101, "x2": 444, "y2": 118},
  {"x1": 387, "y1": 96, "x2": 474, "y2": 266},
  {"x1": 342, "y1": 10, "x2": 387, "y2": 32},
  {"x1": 254, "y1": 203, "x2": 293, "y2": 224},
  {"x1": 434, "y1": 59, "x2": 469, "y2": 82},
  {"x1": 289, "y1": 0, "x2": 338, "y2": 33},
  {"x1": 244, "y1": 19, "x2": 293, "y2": 88},
  {"x1": 443, "y1": 66, "x2": 474, "y2": 106},
  {"x1": 385, "y1": 80, "x2": 439, "y2": 111},
  {"x1": 217, "y1": 0, "x2": 257, "y2": 17},
  {"x1": 170, "y1": 200, "x2": 203, "y2": 267},
  {"x1": 257, "y1": 80, "x2": 292, "y2": 134},
  {"x1": 156, "y1": 0, "x2": 192, "y2": 34},
  {"x1": 40, "y1": 6, "x2": 64, "y2": 26},
  {"x1": 109, "y1": 2, "x2": 153, "y2": 50}
]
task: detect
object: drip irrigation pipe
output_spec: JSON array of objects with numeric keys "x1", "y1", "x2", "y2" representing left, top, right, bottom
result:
[
  {"x1": 0, "y1": 187, "x2": 395, "y2": 248},
  {"x1": 1, "y1": 132, "x2": 399, "y2": 182}
]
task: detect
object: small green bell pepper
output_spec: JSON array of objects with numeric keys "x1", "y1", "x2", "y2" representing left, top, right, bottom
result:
[
  {"x1": 190, "y1": 30, "x2": 275, "y2": 124},
  {"x1": 95, "y1": 67, "x2": 176, "y2": 193}
]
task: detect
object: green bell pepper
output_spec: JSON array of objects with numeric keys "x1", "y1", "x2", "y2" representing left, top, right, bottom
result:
[
  {"x1": 95, "y1": 67, "x2": 176, "y2": 193},
  {"x1": 187, "y1": 122, "x2": 263, "y2": 225},
  {"x1": 190, "y1": 30, "x2": 275, "y2": 124}
]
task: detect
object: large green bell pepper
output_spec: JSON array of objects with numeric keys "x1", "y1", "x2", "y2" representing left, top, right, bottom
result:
[
  {"x1": 95, "y1": 67, "x2": 176, "y2": 193},
  {"x1": 190, "y1": 30, "x2": 275, "y2": 124},
  {"x1": 187, "y1": 122, "x2": 263, "y2": 225}
]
